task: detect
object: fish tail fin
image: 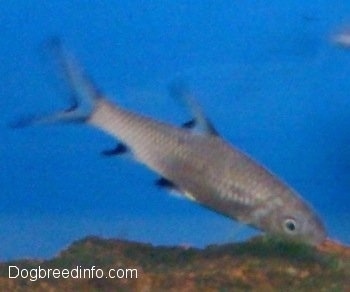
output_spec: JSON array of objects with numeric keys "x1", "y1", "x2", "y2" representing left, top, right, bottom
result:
[{"x1": 10, "y1": 38, "x2": 101, "y2": 128}]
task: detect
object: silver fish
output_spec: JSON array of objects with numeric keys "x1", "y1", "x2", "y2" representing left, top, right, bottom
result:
[
  {"x1": 13, "y1": 39, "x2": 327, "y2": 245},
  {"x1": 330, "y1": 27, "x2": 350, "y2": 49}
]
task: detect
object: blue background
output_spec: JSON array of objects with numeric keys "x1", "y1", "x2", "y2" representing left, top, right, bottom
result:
[{"x1": 1, "y1": 1, "x2": 350, "y2": 260}]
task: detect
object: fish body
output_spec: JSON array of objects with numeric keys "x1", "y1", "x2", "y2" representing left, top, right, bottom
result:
[
  {"x1": 89, "y1": 100, "x2": 325, "y2": 245},
  {"x1": 13, "y1": 39, "x2": 327, "y2": 245}
]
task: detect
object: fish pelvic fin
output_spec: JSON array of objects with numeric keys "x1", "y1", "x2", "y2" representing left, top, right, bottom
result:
[
  {"x1": 10, "y1": 38, "x2": 101, "y2": 128},
  {"x1": 155, "y1": 177, "x2": 197, "y2": 201}
]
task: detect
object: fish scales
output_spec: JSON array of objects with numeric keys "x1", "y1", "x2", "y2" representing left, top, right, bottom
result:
[
  {"x1": 90, "y1": 100, "x2": 298, "y2": 225},
  {"x1": 13, "y1": 40, "x2": 327, "y2": 245}
]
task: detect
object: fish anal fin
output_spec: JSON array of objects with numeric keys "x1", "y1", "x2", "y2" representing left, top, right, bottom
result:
[{"x1": 101, "y1": 143, "x2": 129, "y2": 156}]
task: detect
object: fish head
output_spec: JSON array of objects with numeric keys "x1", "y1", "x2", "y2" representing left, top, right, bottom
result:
[
  {"x1": 277, "y1": 207, "x2": 326, "y2": 246},
  {"x1": 255, "y1": 194, "x2": 327, "y2": 246}
]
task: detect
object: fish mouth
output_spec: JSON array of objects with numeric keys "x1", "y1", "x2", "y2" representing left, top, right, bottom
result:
[
  {"x1": 310, "y1": 230, "x2": 327, "y2": 246},
  {"x1": 306, "y1": 217, "x2": 327, "y2": 246}
]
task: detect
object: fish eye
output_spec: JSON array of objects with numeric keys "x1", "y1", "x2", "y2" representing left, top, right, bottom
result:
[{"x1": 283, "y1": 218, "x2": 297, "y2": 234}]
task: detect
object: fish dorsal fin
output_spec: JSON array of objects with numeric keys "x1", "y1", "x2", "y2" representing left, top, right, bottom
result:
[
  {"x1": 168, "y1": 81, "x2": 219, "y2": 136},
  {"x1": 181, "y1": 118, "x2": 218, "y2": 136}
]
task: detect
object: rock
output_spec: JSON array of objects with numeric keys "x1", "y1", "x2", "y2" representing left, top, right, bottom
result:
[{"x1": 0, "y1": 235, "x2": 349, "y2": 291}]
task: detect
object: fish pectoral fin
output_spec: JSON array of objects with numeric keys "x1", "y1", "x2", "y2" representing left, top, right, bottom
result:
[
  {"x1": 168, "y1": 80, "x2": 219, "y2": 136},
  {"x1": 182, "y1": 191, "x2": 197, "y2": 201},
  {"x1": 101, "y1": 143, "x2": 129, "y2": 156}
]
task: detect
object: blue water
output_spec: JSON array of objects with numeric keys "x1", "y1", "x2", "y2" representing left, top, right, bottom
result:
[{"x1": 1, "y1": 1, "x2": 350, "y2": 260}]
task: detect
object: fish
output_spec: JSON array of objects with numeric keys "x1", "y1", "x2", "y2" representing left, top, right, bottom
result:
[
  {"x1": 12, "y1": 39, "x2": 327, "y2": 246},
  {"x1": 330, "y1": 26, "x2": 350, "y2": 49}
]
